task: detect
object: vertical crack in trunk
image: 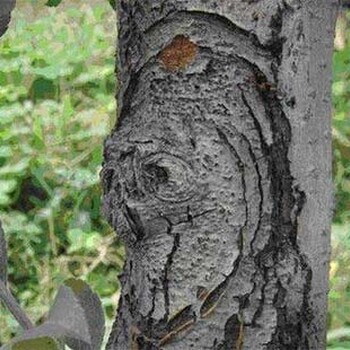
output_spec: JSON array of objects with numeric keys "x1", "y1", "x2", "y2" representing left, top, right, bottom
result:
[{"x1": 163, "y1": 232, "x2": 180, "y2": 321}]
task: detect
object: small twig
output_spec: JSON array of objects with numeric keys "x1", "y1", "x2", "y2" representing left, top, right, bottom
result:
[
  {"x1": 0, "y1": 220, "x2": 34, "y2": 330},
  {"x1": 0, "y1": 220, "x2": 8, "y2": 284},
  {"x1": 0, "y1": 278, "x2": 34, "y2": 330},
  {"x1": 85, "y1": 235, "x2": 115, "y2": 275}
]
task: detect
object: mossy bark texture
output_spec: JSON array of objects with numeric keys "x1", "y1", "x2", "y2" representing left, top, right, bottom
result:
[{"x1": 102, "y1": 1, "x2": 338, "y2": 349}]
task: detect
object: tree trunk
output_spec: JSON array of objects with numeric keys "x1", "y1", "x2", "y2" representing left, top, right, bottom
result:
[
  {"x1": 0, "y1": 0, "x2": 16, "y2": 38},
  {"x1": 102, "y1": 1, "x2": 338, "y2": 349}
]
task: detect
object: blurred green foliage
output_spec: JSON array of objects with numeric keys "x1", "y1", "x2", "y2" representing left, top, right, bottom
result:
[
  {"x1": 328, "y1": 10, "x2": 350, "y2": 350},
  {"x1": 0, "y1": 2, "x2": 121, "y2": 345},
  {"x1": 1, "y1": 2, "x2": 350, "y2": 349}
]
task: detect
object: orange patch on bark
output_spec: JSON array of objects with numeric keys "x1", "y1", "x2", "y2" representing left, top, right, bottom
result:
[{"x1": 159, "y1": 35, "x2": 198, "y2": 71}]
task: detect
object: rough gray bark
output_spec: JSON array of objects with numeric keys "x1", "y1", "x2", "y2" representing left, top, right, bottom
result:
[
  {"x1": 0, "y1": 0, "x2": 16, "y2": 38},
  {"x1": 102, "y1": 1, "x2": 338, "y2": 349}
]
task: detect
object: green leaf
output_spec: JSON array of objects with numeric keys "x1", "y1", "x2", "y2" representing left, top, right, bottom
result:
[
  {"x1": 0, "y1": 180, "x2": 16, "y2": 193},
  {"x1": 1, "y1": 336, "x2": 63, "y2": 350},
  {"x1": 45, "y1": 0, "x2": 63, "y2": 7},
  {"x1": 67, "y1": 229, "x2": 101, "y2": 253},
  {"x1": 107, "y1": 0, "x2": 116, "y2": 10},
  {"x1": 0, "y1": 159, "x2": 29, "y2": 176},
  {"x1": 0, "y1": 180, "x2": 17, "y2": 205},
  {"x1": 0, "y1": 146, "x2": 13, "y2": 158},
  {"x1": 12, "y1": 337, "x2": 62, "y2": 350},
  {"x1": 33, "y1": 115, "x2": 44, "y2": 150},
  {"x1": 328, "y1": 327, "x2": 350, "y2": 342}
]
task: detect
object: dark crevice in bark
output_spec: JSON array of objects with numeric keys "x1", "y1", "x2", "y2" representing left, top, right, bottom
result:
[
  {"x1": 213, "y1": 126, "x2": 248, "y2": 256},
  {"x1": 124, "y1": 203, "x2": 146, "y2": 241},
  {"x1": 117, "y1": 70, "x2": 142, "y2": 130},
  {"x1": 144, "y1": 283, "x2": 157, "y2": 337},
  {"x1": 166, "y1": 208, "x2": 216, "y2": 227},
  {"x1": 238, "y1": 89, "x2": 266, "y2": 255},
  {"x1": 163, "y1": 233, "x2": 180, "y2": 321},
  {"x1": 217, "y1": 293, "x2": 252, "y2": 350},
  {"x1": 217, "y1": 314, "x2": 242, "y2": 350}
]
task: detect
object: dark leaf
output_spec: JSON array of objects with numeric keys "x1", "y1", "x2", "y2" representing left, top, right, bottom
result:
[
  {"x1": 0, "y1": 279, "x2": 105, "y2": 350},
  {"x1": 12, "y1": 337, "x2": 63, "y2": 350},
  {"x1": 46, "y1": 0, "x2": 63, "y2": 7},
  {"x1": 107, "y1": 0, "x2": 116, "y2": 10},
  {"x1": 61, "y1": 279, "x2": 105, "y2": 350}
]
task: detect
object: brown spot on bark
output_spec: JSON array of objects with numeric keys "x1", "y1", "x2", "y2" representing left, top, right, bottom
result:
[
  {"x1": 236, "y1": 321, "x2": 245, "y2": 350},
  {"x1": 197, "y1": 286, "x2": 210, "y2": 300},
  {"x1": 159, "y1": 319, "x2": 195, "y2": 346},
  {"x1": 158, "y1": 35, "x2": 198, "y2": 71}
]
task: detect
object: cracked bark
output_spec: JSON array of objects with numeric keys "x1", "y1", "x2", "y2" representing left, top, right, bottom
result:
[{"x1": 102, "y1": 1, "x2": 338, "y2": 349}]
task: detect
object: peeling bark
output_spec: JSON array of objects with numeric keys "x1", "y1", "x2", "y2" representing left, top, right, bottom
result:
[{"x1": 102, "y1": 1, "x2": 338, "y2": 349}]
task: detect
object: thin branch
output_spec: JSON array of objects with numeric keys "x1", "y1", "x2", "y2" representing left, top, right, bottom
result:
[
  {"x1": 0, "y1": 220, "x2": 34, "y2": 330},
  {"x1": 0, "y1": 220, "x2": 7, "y2": 284},
  {"x1": 0, "y1": 279, "x2": 34, "y2": 330}
]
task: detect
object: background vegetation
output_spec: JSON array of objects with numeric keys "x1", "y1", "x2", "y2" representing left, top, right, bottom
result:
[
  {"x1": 0, "y1": 1, "x2": 121, "y2": 346},
  {"x1": 0, "y1": 2, "x2": 349, "y2": 349},
  {"x1": 328, "y1": 10, "x2": 350, "y2": 350}
]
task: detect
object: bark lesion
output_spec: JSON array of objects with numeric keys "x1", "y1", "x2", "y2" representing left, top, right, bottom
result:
[{"x1": 158, "y1": 35, "x2": 198, "y2": 71}]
